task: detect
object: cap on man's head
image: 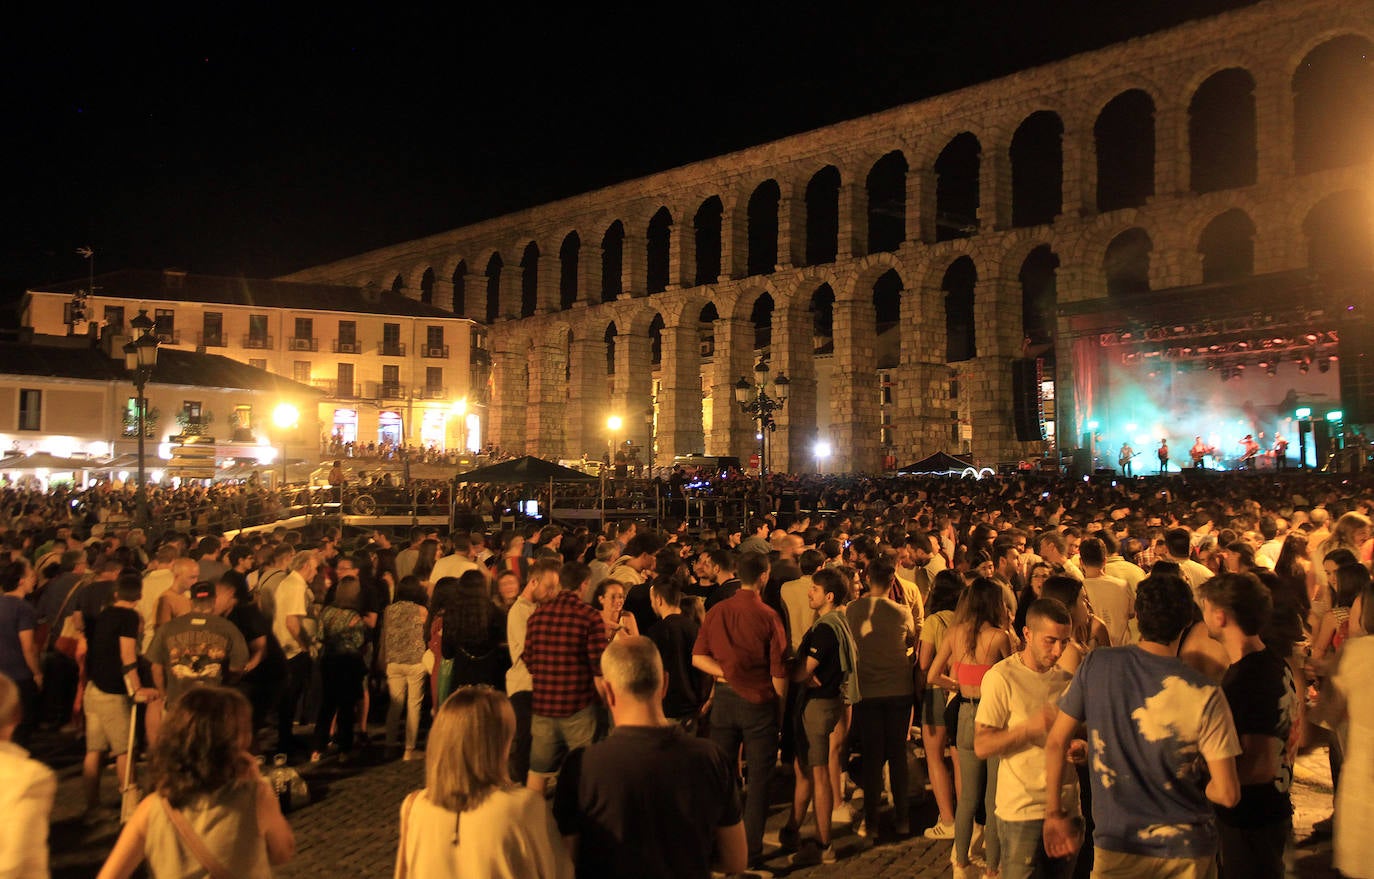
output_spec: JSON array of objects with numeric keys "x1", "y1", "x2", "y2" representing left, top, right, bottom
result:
[{"x1": 189, "y1": 580, "x2": 216, "y2": 602}]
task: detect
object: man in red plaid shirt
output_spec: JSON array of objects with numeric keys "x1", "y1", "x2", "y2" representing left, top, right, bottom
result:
[{"x1": 523, "y1": 560, "x2": 609, "y2": 794}]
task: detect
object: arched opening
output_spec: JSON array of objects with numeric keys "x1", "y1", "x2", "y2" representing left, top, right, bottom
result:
[
  {"x1": 648, "y1": 314, "x2": 665, "y2": 367},
  {"x1": 484, "y1": 254, "x2": 503, "y2": 323},
  {"x1": 1303, "y1": 190, "x2": 1373, "y2": 271},
  {"x1": 604, "y1": 323, "x2": 618, "y2": 376},
  {"x1": 1095, "y1": 90, "x2": 1155, "y2": 211},
  {"x1": 646, "y1": 208, "x2": 673, "y2": 294},
  {"x1": 451, "y1": 261, "x2": 467, "y2": 317},
  {"x1": 419, "y1": 268, "x2": 435, "y2": 305},
  {"x1": 867, "y1": 151, "x2": 907, "y2": 253},
  {"x1": 873, "y1": 270, "x2": 902, "y2": 336},
  {"x1": 601, "y1": 221, "x2": 624, "y2": 303},
  {"x1": 747, "y1": 180, "x2": 780, "y2": 276},
  {"x1": 935, "y1": 133, "x2": 980, "y2": 241},
  {"x1": 1104, "y1": 228, "x2": 1153, "y2": 296},
  {"x1": 1294, "y1": 36, "x2": 1374, "y2": 173},
  {"x1": 749, "y1": 292, "x2": 774, "y2": 351},
  {"x1": 1010, "y1": 111, "x2": 1064, "y2": 227},
  {"x1": 520, "y1": 242, "x2": 540, "y2": 317},
  {"x1": 559, "y1": 232, "x2": 579, "y2": 310},
  {"x1": 694, "y1": 197, "x2": 723, "y2": 286},
  {"x1": 1189, "y1": 68, "x2": 1257, "y2": 193},
  {"x1": 1198, "y1": 209, "x2": 1257, "y2": 282},
  {"x1": 809, "y1": 284, "x2": 834, "y2": 351},
  {"x1": 391, "y1": 274, "x2": 405, "y2": 295},
  {"x1": 1019, "y1": 245, "x2": 1060, "y2": 349},
  {"x1": 698, "y1": 303, "x2": 719, "y2": 359},
  {"x1": 804, "y1": 166, "x2": 840, "y2": 265},
  {"x1": 942, "y1": 257, "x2": 977, "y2": 362}
]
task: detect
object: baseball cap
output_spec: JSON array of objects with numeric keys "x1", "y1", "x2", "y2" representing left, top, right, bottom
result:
[{"x1": 189, "y1": 580, "x2": 216, "y2": 601}]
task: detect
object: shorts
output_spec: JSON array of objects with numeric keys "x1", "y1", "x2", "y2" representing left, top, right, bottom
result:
[
  {"x1": 921, "y1": 686, "x2": 948, "y2": 728},
  {"x1": 796, "y1": 696, "x2": 843, "y2": 771},
  {"x1": 529, "y1": 703, "x2": 597, "y2": 775},
  {"x1": 84, "y1": 683, "x2": 133, "y2": 755}
]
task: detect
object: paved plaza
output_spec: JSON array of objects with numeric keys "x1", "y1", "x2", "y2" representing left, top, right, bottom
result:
[{"x1": 40, "y1": 727, "x2": 1342, "y2": 879}]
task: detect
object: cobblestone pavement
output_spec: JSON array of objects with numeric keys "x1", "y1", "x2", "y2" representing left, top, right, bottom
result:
[{"x1": 42, "y1": 729, "x2": 1342, "y2": 879}]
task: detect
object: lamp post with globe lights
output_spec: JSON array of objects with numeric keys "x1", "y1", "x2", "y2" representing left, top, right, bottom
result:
[
  {"x1": 734, "y1": 361, "x2": 789, "y2": 477},
  {"x1": 122, "y1": 310, "x2": 161, "y2": 527}
]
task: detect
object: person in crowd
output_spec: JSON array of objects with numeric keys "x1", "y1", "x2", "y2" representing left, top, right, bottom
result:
[
  {"x1": 311, "y1": 576, "x2": 368, "y2": 762},
  {"x1": 0, "y1": 559, "x2": 41, "y2": 747},
  {"x1": 1043, "y1": 574, "x2": 1241, "y2": 875},
  {"x1": 553, "y1": 636, "x2": 745, "y2": 878},
  {"x1": 974, "y1": 597, "x2": 1077, "y2": 879},
  {"x1": 214, "y1": 574, "x2": 285, "y2": 746},
  {"x1": 919, "y1": 569, "x2": 965, "y2": 841},
  {"x1": 592, "y1": 578, "x2": 640, "y2": 643},
  {"x1": 147, "y1": 579, "x2": 249, "y2": 705},
  {"x1": 1039, "y1": 576, "x2": 1108, "y2": 675},
  {"x1": 443, "y1": 569, "x2": 509, "y2": 688},
  {"x1": 1330, "y1": 573, "x2": 1374, "y2": 878},
  {"x1": 0, "y1": 672, "x2": 56, "y2": 878},
  {"x1": 272, "y1": 550, "x2": 319, "y2": 755},
  {"x1": 506, "y1": 558, "x2": 560, "y2": 784},
  {"x1": 692, "y1": 551, "x2": 787, "y2": 869},
  {"x1": 96, "y1": 686, "x2": 295, "y2": 878},
  {"x1": 381, "y1": 575, "x2": 429, "y2": 761},
  {"x1": 395, "y1": 686, "x2": 571, "y2": 879},
  {"x1": 1078, "y1": 537, "x2": 1132, "y2": 646},
  {"x1": 430, "y1": 531, "x2": 480, "y2": 583}
]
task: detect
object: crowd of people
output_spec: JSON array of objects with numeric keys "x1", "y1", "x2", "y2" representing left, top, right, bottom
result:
[{"x1": 0, "y1": 468, "x2": 1372, "y2": 878}]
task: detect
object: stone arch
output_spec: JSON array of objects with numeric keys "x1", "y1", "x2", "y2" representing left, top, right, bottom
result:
[
  {"x1": 935, "y1": 133, "x2": 981, "y2": 241},
  {"x1": 1018, "y1": 244, "x2": 1060, "y2": 347},
  {"x1": 559, "y1": 231, "x2": 580, "y2": 310},
  {"x1": 390, "y1": 273, "x2": 405, "y2": 295},
  {"x1": 647, "y1": 313, "x2": 665, "y2": 367},
  {"x1": 745, "y1": 290, "x2": 775, "y2": 351},
  {"x1": 646, "y1": 207, "x2": 673, "y2": 294},
  {"x1": 941, "y1": 256, "x2": 977, "y2": 362},
  {"x1": 839, "y1": 251, "x2": 908, "y2": 303},
  {"x1": 693, "y1": 195, "x2": 724, "y2": 286},
  {"x1": 1104, "y1": 227, "x2": 1153, "y2": 296},
  {"x1": 601, "y1": 220, "x2": 625, "y2": 303},
  {"x1": 745, "y1": 179, "x2": 781, "y2": 276},
  {"x1": 1292, "y1": 34, "x2": 1374, "y2": 174},
  {"x1": 519, "y1": 241, "x2": 540, "y2": 317},
  {"x1": 1197, "y1": 208, "x2": 1257, "y2": 282},
  {"x1": 803, "y1": 165, "x2": 841, "y2": 266},
  {"x1": 449, "y1": 260, "x2": 468, "y2": 317},
  {"x1": 603, "y1": 322, "x2": 619, "y2": 376},
  {"x1": 866, "y1": 150, "x2": 908, "y2": 254},
  {"x1": 1094, "y1": 89, "x2": 1156, "y2": 211},
  {"x1": 483, "y1": 252, "x2": 504, "y2": 323},
  {"x1": 418, "y1": 267, "x2": 436, "y2": 305},
  {"x1": 1188, "y1": 67, "x2": 1258, "y2": 193},
  {"x1": 1302, "y1": 189, "x2": 1373, "y2": 271},
  {"x1": 1010, "y1": 111, "x2": 1064, "y2": 227}
]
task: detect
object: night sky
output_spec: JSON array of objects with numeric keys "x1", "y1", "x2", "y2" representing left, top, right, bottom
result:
[{"x1": 3, "y1": 1, "x2": 1259, "y2": 316}]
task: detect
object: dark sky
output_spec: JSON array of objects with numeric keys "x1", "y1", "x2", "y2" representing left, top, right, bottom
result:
[{"x1": 2, "y1": 1, "x2": 1259, "y2": 312}]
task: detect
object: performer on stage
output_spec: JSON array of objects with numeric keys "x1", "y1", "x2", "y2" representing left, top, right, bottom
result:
[
  {"x1": 1190, "y1": 436, "x2": 1209, "y2": 469},
  {"x1": 1157, "y1": 438, "x2": 1169, "y2": 474},
  {"x1": 1239, "y1": 434, "x2": 1260, "y2": 470},
  {"x1": 1273, "y1": 433, "x2": 1289, "y2": 470},
  {"x1": 1119, "y1": 441, "x2": 1135, "y2": 477}
]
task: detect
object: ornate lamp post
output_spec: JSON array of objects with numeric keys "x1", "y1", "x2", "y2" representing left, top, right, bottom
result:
[
  {"x1": 734, "y1": 361, "x2": 789, "y2": 476},
  {"x1": 122, "y1": 310, "x2": 160, "y2": 527},
  {"x1": 273, "y1": 403, "x2": 299, "y2": 487},
  {"x1": 643, "y1": 406, "x2": 655, "y2": 475}
]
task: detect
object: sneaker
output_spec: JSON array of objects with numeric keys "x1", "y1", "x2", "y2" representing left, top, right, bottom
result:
[
  {"x1": 789, "y1": 842, "x2": 822, "y2": 867},
  {"x1": 819, "y1": 843, "x2": 837, "y2": 864},
  {"x1": 402, "y1": 749, "x2": 417, "y2": 762},
  {"x1": 924, "y1": 821, "x2": 956, "y2": 840}
]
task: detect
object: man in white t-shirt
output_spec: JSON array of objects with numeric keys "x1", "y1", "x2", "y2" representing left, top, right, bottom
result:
[
  {"x1": 137, "y1": 544, "x2": 179, "y2": 651},
  {"x1": 779, "y1": 550, "x2": 822, "y2": 652},
  {"x1": 1078, "y1": 537, "x2": 1133, "y2": 646},
  {"x1": 272, "y1": 550, "x2": 318, "y2": 752},
  {"x1": 430, "y1": 532, "x2": 480, "y2": 582},
  {"x1": 1163, "y1": 528, "x2": 1215, "y2": 594},
  {"x1": 974, "y1": 598, "x2": 1077, "y2": 879}
]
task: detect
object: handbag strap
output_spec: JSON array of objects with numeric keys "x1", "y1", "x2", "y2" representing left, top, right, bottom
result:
[
  {"x1": 44, "y1": 577, "x2": 83, "y2": 650},
  {"x1": 159, "y1": 796, "x2": 234, "y2": 879}
]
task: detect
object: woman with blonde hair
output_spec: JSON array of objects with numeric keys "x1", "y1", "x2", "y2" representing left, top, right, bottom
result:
[
  {"x1": 395, "y1": 686, "x2": 570, "y2": 879},
  {"x1": 97, "y1": 686, "x2": 294, "y2": 878}
]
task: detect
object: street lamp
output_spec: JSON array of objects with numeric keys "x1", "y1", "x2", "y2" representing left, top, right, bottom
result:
[
  {"x1": 122, "y1": 310, "x2": 160, "y2": 527},
  {"x1": 643, "y1": 406, "x2": 655, "y2": 475},
  {"x1": 813, "y1": 439, "x2": 831, "y2": 474},
  {"x1": 734, "y1": 360, "x2": 789, "y2": 476},
  {"x1": 273, "y1": 403, "x2": 299, "y2": 487}
]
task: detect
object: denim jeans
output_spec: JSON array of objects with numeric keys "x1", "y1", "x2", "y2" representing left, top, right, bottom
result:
[
  {"x1": 956, "y1": 699, "x2": 1001, "y2": 869},
  {"x1": 385, "y1": 661, "x2": 427, "y2": 750},
  {"x1": 1000, "y1": 818, "x2": 1077, "y2": 879},
  {"x1": 708, "y1": 683, "x2": 778, "y2": 860}
]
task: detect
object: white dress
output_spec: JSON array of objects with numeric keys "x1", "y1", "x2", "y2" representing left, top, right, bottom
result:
[
  {"x1": 394, "y1": 786, "x2": 572, "y2": 879},
  {"x1": 1333, "y1": 635, "x2": 1374, "y2": 877}
]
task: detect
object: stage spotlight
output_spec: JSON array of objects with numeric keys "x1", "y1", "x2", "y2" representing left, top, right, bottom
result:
[{"x1": 1305, "y1": 333, "x2": 1320, "y2": 343}]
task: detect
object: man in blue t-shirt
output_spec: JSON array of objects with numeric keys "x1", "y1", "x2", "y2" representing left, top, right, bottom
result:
[{"x1": 1043, "y1": 573, "x2": 1241, "y2": 877}]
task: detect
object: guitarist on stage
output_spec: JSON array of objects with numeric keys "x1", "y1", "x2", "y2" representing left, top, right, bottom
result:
[
  {"x1": 1119, "y1": 441, "x2": 1135, "y2": 477},
  {"x1": 1157, "y1": 438, "x2": 1169, "y2": 474},
  {"x1": 1190, "y1": 436, "x2": 1209, "y2": 469}
]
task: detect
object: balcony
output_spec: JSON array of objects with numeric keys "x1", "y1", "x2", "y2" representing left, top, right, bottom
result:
[
  {"x1": 418, "y1": 386, "x2": 447, "y2": 400},
  {"x1": 470, "y1": 348, "x2": 491, "y2": 367},
  {"x1": 380, "y1": 341, "x2": 407, "y2": 357},
  {"x1": 311, "y1": 379, "x2": 362, "y2": 398},
  {"x1": 242, "y1": 334, "x2": 274, "y2": 349},
  {"x1": 155, "y1": 330, "x2": 180, "y2": 344},
  {"x1": 332, "y1": 339, "x2": 365, "y2": 354},
  {"x1": 373, "y1": 382, "x2": 405, "y2": 400},
  {"x1": 421, "y1": 344, "x2": 449, "y2": 359},
  {"x1": 196, "y1": 331, "x2": 226, "y2": 348},
  {"x1": 288, "y1": 336, "x2": 319, "y2": 352}
]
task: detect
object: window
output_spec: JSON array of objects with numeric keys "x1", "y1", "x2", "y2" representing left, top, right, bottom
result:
[
  {"x1": 154, "y1": 309, "x2": 175, "y2": 341},
  {"x1": 232, "y1": 404, "x2": 253, "y2": 439},
  {"x1": 382, "y1": 323, "x2": 401, "y2": 356},
  {"x1": 104, "y1": 306, "x2": 125, "y2": 332},
  {"x1": 248, "y1": 358, "x2": 267, "y2": 371},
  {"x1": 18, "y1": 389, "x2": 40, "y2": 431},
  {"x1": 338, "y1": 320, "x2": 357, "y2": 353},
  {"x1": 426, "y1": 367, "x2": 443, "y2": 396},
  {"x1": 181, "y1": 401, "x2": 203, "y2": 427},
  {"x1": 295, "y1": 318, "x2": 313, "y2": 339},
  {"x1": 425, "y1": 326, "x2": 446, "y2": 357},
  {"x1": 337, "y1": 363, "x2": 354, "y2": 397},
  {"x1": 292, "y1": 361, "x2": 311, "y2": 383},
  {"x1": 248, "y1": 314, "x2": 269, "y2": 347},
  {"x1": 202, "y1": 312, "x2": 223, "y2": 347},
  {"x1": 382, "y1": 364, "x2": 400, "y2": 397}
]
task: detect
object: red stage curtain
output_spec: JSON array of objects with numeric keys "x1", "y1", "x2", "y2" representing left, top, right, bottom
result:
[{"x1": 1072, "y1": 336, "x2": 1102, "y2": 444}]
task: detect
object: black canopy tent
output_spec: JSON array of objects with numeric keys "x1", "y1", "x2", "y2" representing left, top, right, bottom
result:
[
  {"x1": 452, "y1": 455, "x2": 601, "y2": 526},
  {"x1": 896, "y1": 451, "x2": 977, "y2": 476}
]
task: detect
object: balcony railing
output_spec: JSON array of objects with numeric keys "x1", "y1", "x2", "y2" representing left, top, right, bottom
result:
[
  {"x1": 288, "y1": 336, "x2": 319, "y2": 352},
  {"x1": 243, "y1": 334, "x2": 274, "y2": 349},
  {"x1": 155, "y1": 330, "x2": 180, "y2": 344},
  {"x1": 332, "y1": 339, "x2": 364, "y2": 354},
  {"x1": 419, "y1": 386, "x2": 447, "y2": 400},
  {"x1": 196, "y1": 331, "x2": 226, "y2": 348},
  {"x1": 380, "y1": 342, "x2": 407, "y2": 357},
  {"x1": 421, "y1": 344, "x2": 450, "y2": 359},
  {"x1": 365, "y1": 383, "x2": 449, "y2": 401},
  {"x1": 374, "y1": 382, "x2": 405, "y2": 400},
  {"x1": 311, "y1": 379, "x2": 362, "y2": 398}
]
